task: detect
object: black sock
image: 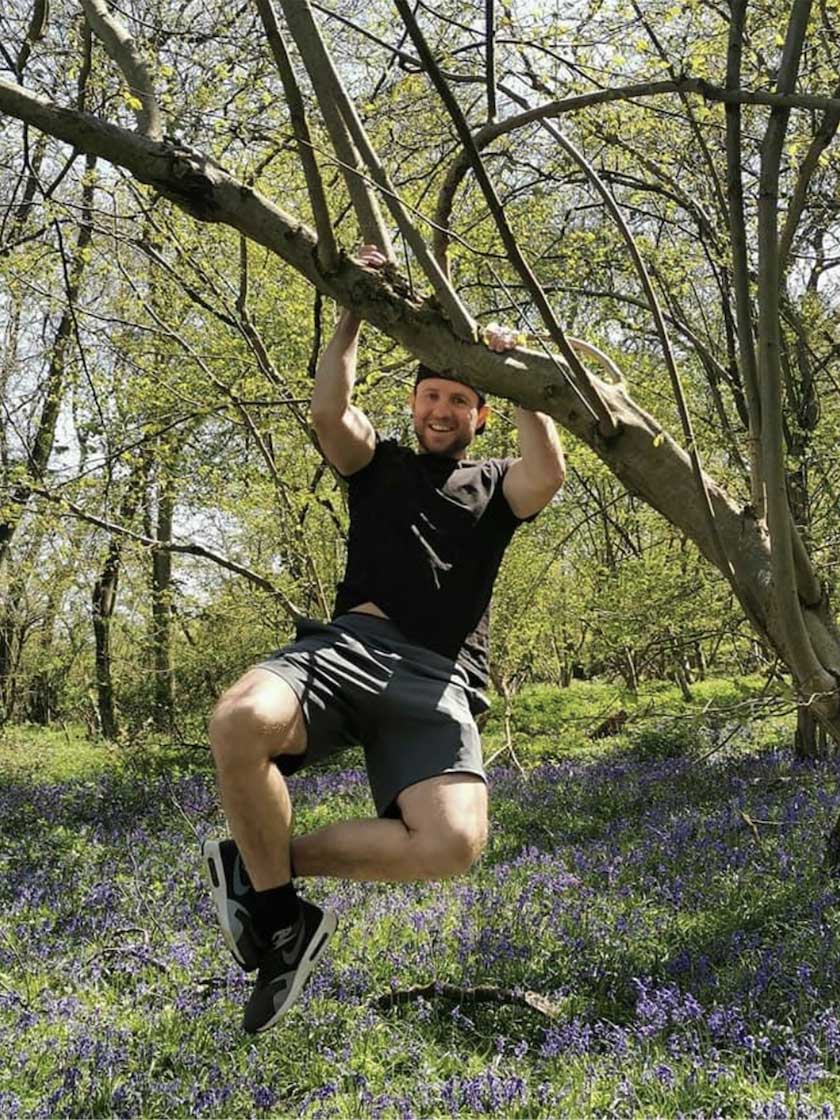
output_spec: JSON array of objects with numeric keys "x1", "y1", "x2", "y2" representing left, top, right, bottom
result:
[{"x1": 253, "y1": 882, "x2": 301, "y2": 939}]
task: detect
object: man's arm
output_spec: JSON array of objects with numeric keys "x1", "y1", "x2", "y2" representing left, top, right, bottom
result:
[
  {"x1": 311, "y1": 307, "x2": 376, "y2": 476},
  {"x1": 312, "y1": 243, "x2": 388, "y2": 475},
  {"x1": 503, "y1": 407, "x2": 566, "y2": 520},
  {"x1": 481, "y1": 323, "x2": 565, "y2": 520}
]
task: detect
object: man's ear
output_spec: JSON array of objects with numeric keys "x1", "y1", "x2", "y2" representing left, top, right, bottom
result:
[
  {"x1": 409, "y1": 389, "x2": 416, "y2": 412},
  {"x1": 477, "y1": 403, "x2": 490, "y2": 428}
]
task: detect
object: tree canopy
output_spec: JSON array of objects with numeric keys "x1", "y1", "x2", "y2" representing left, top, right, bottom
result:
[{"x1": 0, "y1": 0, "x2": 838, "y2": 740}]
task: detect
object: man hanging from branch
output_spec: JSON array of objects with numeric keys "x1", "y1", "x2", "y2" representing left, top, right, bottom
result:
[{"x1": 203, "y1": 244, "x2": 566, "y2": 1034}]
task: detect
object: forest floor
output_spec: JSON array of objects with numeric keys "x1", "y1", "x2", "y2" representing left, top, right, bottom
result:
[{"x1": 2, "y1": 677, "x2": 840, "y2": 1118}]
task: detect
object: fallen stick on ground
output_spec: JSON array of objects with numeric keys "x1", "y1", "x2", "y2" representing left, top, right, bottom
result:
[{"x1": 374, "y1": 982, "x2": 560, "y2": 1019}]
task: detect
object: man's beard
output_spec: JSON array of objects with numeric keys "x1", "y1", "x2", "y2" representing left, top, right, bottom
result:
[{"x1": 414, "y1": 420, "x2": 472, "y2": 457}]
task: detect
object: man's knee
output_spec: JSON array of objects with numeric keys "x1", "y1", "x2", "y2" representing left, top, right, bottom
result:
[
  {"x1": 416, "y1": 815, "x2": 488, "y2": 879},
  {"x1": 208, "y1": 670, "x2": 305, "y2": 767},
  {"x1": 399, "y1": 774, "x2": 488, "y2": 880}
]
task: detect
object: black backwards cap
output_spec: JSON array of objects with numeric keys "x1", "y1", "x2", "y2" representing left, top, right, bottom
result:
[{"x1": 413, "y1": 364, "x2": 487, "y2": 435}]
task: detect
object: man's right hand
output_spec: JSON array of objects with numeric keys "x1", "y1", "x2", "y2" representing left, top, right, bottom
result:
[{"x1": 355, "y1": 243, "x2": 389, "y2": 270}]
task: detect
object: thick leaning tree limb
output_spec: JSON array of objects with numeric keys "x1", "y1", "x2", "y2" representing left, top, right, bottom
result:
[{"x1": 1, "y1": 49, "x2": 839, "y2": 736}]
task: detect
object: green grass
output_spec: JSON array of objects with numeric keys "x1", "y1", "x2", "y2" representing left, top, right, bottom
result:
[
  {"x1": 0, "y1": 722, "x2": 121, "y2": 783},
  {"x1": 481, "y1": 673, "x2": 791, "y2": 766}
]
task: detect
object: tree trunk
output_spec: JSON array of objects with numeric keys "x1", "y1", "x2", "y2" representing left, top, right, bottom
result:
[
  {"x1": 25, "y1": 582, "x2": 61, "y2": 725},
  {"x1": 693, "y1": 641, "x2": 707, "y2": 681},
  {"x1": 795, "y1": 704, "x2": 828, "y2": 761},
  {"x1": 0, "y1": 155, "x2": 97, "y2": 572},
  {"x1": 91, "y1": 451, "x2": 150, "y2": 740},
  {"x1": 92, "y1": 539, "x2": 122, "y2": 740},
  {"x1": 0, "y1": 566, "x2": 41, "y2": 723},
  {"x1": 621, "y1": 646, "x2": 638, "y2": 694},
  {"x1": 0, "y1": 157, "x2": 96, "y2": 711},
  {"x1": 0, "y1": 593, "x2": 20, "y2": 722},
  {"x1": 151, "y1": 478, "x2": 175, "y2": 733},
  {"x1": 675, "y1": 666, "x2": 694, "y2": 704}
]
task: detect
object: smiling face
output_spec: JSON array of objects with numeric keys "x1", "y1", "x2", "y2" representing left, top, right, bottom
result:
[{"x1": 411, "y1": 378, "x2": 489, "y2": 457}]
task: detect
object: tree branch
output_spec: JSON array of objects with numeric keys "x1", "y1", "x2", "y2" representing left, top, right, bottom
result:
[
  {"x1": 24, "y1": 485, "x2": 304, "y2": 619},
  {"x1": 255, "y1": 0, "x2": 338, "y2": 272},
  {"x1": 279, "y1": 0, "x2": 475, "y2": 338},
  {"x1": 629, "y1": 0, "x2": 729, "y2": 227},
  {"x1": 310, "y1": 2, "x2": 483, "y2": 84},
  {"x1": 485, "y1": 0, "x2": 496, "y2": 122},
  {"x1": 15, "y1": 0, "x2": 49, "y2": 80},
  {"x1": 80, "y1": 0, "x2": 162, "y2": 141},
  {"x1": 432, "y1": 73, "x2": 840, "y2": 276},
  {"x1": 757, "y1": 0, "x2": 834, "y2": 696},
  {"x1": 394, "y1": 1, "x2": 617, "y2": 438},
  {"x1": 501, "y1": 84, "x2": 735, "y2": 587},
  {"x1": 724, "y1": 0, "x2": 763, "y2": 515},
  {"x1": 277, "y1": 0, "x2": 392, "y2": 255},
  {"x1": 778, "y1": 79, "x2": 840, "y2": 273}
]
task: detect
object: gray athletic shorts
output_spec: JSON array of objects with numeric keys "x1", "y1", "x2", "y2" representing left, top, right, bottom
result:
[{"x1": 255, "y1": 612, "x2": 488, "y2": 818}]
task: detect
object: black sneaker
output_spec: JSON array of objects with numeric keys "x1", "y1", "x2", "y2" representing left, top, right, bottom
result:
[
  {"x1": 202, "y1": 838, "x2": 263, "y2": 972},
  {"x1": 243, "y1": 899, "x2": 337, "y2": 1034}
]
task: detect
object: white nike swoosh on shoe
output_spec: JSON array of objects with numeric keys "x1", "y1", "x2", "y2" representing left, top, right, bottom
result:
[
  {"x1": 274, "y1": 919, "x2": 306, "y2": 967},
  {"x1": 232, "y1": 855, "x2": 251, "y2": 898}
]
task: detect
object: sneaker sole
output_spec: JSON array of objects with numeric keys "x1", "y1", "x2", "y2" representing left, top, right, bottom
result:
[
  {"x1": 253, "y1": 908, "x2": 338, "y2": 1034},
  {"x1": 202, "y1": 839, "x2": 259, "y2": 971}
]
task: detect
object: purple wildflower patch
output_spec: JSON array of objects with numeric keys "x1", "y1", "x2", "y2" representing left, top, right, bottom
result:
[{"x1": 3, "y1": 730, "x2": 840, "y2": 1115}]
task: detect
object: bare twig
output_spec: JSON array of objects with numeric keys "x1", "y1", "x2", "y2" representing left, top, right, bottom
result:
[
  {"x1": 23, "y1": 484, "x2": 304, "y2": 619},
  {"x1": 81, "y1": 946, "x2": 169, "y2": 973}
]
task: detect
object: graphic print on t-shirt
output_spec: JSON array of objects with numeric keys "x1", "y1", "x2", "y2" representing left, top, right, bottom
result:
[
  {"x1": 406, "y1": 463, "x2": 482, "y2": 591},
  {"x1": 410, "y1": 512, "x2": 453, "y2": 589}
]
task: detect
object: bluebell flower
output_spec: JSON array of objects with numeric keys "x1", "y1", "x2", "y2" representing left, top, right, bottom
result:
[{"x1": 252, "y1": 1085, "x2": 276, "y2": 1111}]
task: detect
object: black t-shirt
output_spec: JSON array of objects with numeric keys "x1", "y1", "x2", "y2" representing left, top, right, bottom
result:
[{"x1": 332, "y1": 436, "x2": 533, "y2": 688}]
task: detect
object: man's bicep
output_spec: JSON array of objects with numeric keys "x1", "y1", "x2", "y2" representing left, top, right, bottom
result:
[
  {"x1": 313, "y1": 405, "x2": 376, "y2": 476},
  {"x1": 502, "y1": 458, "x2": 559, "y2": 520}
]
